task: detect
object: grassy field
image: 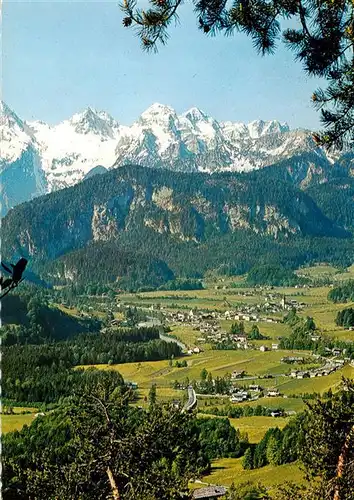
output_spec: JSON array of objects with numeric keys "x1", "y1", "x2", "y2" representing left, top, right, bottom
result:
[
  {"x1": 199, "y1": 458, "x2": 304, "y2": 488},
  {"x1": 240, "y1": 396, "x2": 306, "y2": 412},
  {"x1": 170, "y1": 325, "x2": 202, "y2": 347},
  {"x1": 296, "y1": 264, "x2": 354, "y2": 282},
  {"x1": 229, "y1": 416, "x2": 290, "y2": 442},
  {"x1": 2, "y1": 406, "x2": 38, "y2": 414},
  {"x1": 278, "y1": 364, "x2": 354, "y2": 395},
  {"x1": 133, "y1": 387, "x2": 185, "y2": 407},
  {"x1": 120, "y1": 288, "x2": 274, "y2": 312},
  {"x1": 199, "y1": 414, "x2": 290, "y2": 443},
  {"x1": 84, "y1": 348, "x2": 319, "y2": 389},
  {"x1": 219, "y1": 320, "x2": 291, "y2": 343},
  {"x1": 198, "y1": 396, "x2": 306, "y2": 413},
  {"x1": 2, "y1": 413, "x2": 36, "y2": 433}
]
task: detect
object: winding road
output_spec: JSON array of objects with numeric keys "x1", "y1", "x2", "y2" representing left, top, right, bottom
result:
[
  {"x1": 183, "y1": 386, "x2": 197, "y2": 412},
  {"x1": 140, "y1": 316, "x2": 187, "y2": 351}
]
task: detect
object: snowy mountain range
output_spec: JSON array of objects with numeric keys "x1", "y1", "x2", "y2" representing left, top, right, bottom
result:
[{"x1": 0, "y1": 101, "x2": 346, "y2": 215}]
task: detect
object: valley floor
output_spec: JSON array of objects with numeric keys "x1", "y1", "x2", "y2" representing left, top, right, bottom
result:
[{"x1": 5, "y1": 267, "x2": 354, "y2": 494}]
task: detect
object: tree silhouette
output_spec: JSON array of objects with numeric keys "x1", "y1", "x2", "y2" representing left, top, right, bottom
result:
[{"x1": 121, "y1": 0, "x2": 354, "y2": 149}]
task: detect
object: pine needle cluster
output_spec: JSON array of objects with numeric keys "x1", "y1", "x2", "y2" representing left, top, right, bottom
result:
[{"x1": 120, "y1": 0, "x2": 354, "y2": 149}]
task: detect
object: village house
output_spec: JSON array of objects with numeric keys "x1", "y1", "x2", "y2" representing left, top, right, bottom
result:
[
  {"x1": 267, "y1": 389, "x2": 280, "y2": 397},
  {"x1": 233, "y1": 335, "x2": 247, "y2": 342},
  {"x1": 271, "y1": 343, "x2": 279, "y2": 350},
  {"x1": 230, "y1": 391, "x2": 249, "y2": 402},
  {"x1": 281, "y1": 356, "x2": 304, "y2": 363},
  {"x1": 249, "y1": 385, "x2": 262, "y2": 392},
  {"x1": 259, "y1": 345, "x2": 268, "y2": 352}
]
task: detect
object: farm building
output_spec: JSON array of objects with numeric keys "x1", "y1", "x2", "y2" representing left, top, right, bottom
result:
[{"x1": 267, "y1": 389, "x2": 280, "y2": 397}]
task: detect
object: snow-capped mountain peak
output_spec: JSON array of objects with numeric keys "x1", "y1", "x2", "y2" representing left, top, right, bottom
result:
[
  {"x1": 139, "y1": 103, "x2": 177, "y2": 124},
  {"x1": 1, "y1": 101, "x2": 25, "y2": 129},
  {"x1": 67, "y1": 107, "x2": 119, "y2": 137},
  {"x1": 2, "y1": 100, "x2": 343, "y2": 217},
  {"x1": 0, "y1": 102, "x2": 36, "y2": 162},
  {"x1": 247, "y1": 119, "x2": 290, "y2": 139},
  {"x1": 182, "y1": 107, "x2": 211, "y2": 123}
]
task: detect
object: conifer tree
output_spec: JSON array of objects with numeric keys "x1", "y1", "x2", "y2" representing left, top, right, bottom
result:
[
  {"x1": 148, "y1": 383, "x2": 157, "y2": 406},
  {"x1": 266, "y1": 435, "x2": 282, "y2": 466},
  {"x1": 300, "y1": 378, "x2": 354, "y2": 500},
  {"x1": 242, "y1": 447, "x2": 254, "y2": 470}
]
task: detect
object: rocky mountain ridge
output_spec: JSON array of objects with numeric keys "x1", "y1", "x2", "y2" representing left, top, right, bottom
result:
[{"x1": 1, "y1": 101, "x2": 347, "y2": 215}]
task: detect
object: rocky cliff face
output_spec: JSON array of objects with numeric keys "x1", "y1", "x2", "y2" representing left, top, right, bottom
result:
[{"x1": 2, "y1": 165, "x2": 347, "y2": 265}]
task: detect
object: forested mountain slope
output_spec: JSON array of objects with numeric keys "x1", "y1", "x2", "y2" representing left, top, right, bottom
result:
[{"x1": 2, "y1": 164, "x2": 353, "y2": 288}]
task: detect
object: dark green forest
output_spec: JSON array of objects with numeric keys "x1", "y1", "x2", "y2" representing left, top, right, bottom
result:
[
  {"x1": 336, "y1": 308, "x2": 354, "y2": 328},
  {"x1": 3, "y1": 375, "x2": 246, "y2": 499},
  {"x1": 3, "y1": 330, "x2": 181, "y2": 403},
  {"x1": 1, "y1": 294, "x2": 100, "y2": 344},
  {"x1": 246, "y1": 265, "x2": 306, "y2": 287},
  {"x1": 2, "y1": 164, "x2": 354, "y2": 291},
  {"x1": 328, "y1": 280, "x2": 354, "y2": 303}
]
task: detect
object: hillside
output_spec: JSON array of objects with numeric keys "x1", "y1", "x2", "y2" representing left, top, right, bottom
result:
[
  {"x1": 1, "y1": 293, "x2": 100, "y2": 345},
  {"x1": 254, "y1": 153, "x2": 354, "y2": 231},
  {"x1": 2, "y1": 164, "x2": 354, "y2": 288}
]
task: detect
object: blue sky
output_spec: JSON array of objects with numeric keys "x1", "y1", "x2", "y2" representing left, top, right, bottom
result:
[{"x1": 3, "y1": 0, "x2": 323, "y2": 129}]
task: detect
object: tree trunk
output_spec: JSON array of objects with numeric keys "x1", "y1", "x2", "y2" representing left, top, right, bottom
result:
[
  {"x1": 333, "y1": 424, "x2": 354, "y2": 500},
  {"x1": 107, "y1": 467, "x2": 120, "y2": 500}
]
